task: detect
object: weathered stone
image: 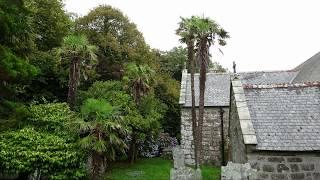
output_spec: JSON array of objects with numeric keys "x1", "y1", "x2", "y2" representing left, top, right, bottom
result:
[
  {"x1": 170, "y1": 146, "x2": 202, "y2": 180},
  {"x1": 268, "y1": 157, "x2": 285, "y2": 163},
  {"x1": 221, "y1": 162, "x2": 257, "y2": 180},
  {"x1": 271, "y1": 173, "x2": 288, "y2": 180},
  {"x1": 290, "y1": 164, "x2": 299, "y2": 172},
  {"x1": 313, "y1": 173, "x2": 320, "y2": 179},
  {"x1": 290, "y1": 173, "x2": 305, "y2": 180},
  {"x1": 277, "y1": 164, "x2": 289, "y2": 173},
  {"x1": 243, "y1": 134, "x2": 258, "y2": 144},
  {"x1": 262, "y1": 164, "x2": 275, "y2": 172},
  {"x1": 300, "y1": 164, "x2": 315, "y2": 171},
  {"x1": 250, "y1": 161, "x2": 260, "y2": 171},
  {"x1": 287, "y1": 157, "x2": 303, "y2": 162},
  {"x1": 180, "y1": 108, "x2": 229, "y2": 166},
  {"x1": 173, "y1": 147, "x2": 185, "y2": 169},
  {"x1": 258, "y1": 173, "x2": 269, "y2": 179}
]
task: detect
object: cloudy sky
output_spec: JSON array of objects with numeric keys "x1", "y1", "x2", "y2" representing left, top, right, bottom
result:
[{"x1": 64, "y1": 0, "x2": 320, "y2": 72}]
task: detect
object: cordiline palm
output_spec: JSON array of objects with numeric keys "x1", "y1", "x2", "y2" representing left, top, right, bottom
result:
[
  {"x1": 123, "y1": 63, "x2": 154, "y2": 164},
  {"x1": 74, "y1": 98, "x2": 128, "y2": 180},
  {"x1": 58, "y1": 35, "x2": 97, "y2": 109},
  {"x1": 176, "y1": 17, "x2": 199, "y2": 168},
  {"x1": 192, "y1": 16, "x2": 229, "y2": 165}
]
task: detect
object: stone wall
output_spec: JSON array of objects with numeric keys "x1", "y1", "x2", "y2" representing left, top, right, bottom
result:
[
  {"x1": 229, "y1": 82, "x2": 248, "y2": 164},
  {"x1": 180, "y1": 107, "x2": 229, "y2": 166},
  {"x1": 247, "y1": 153, "x2": 320, "y2": 180}
]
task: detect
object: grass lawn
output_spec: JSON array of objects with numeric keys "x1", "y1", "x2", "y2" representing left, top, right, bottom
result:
[{"x1": 104, "y1": 158, "x2": 220, "y2": 180}]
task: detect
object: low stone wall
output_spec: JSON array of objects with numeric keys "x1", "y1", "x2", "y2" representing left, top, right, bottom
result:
[
  {"x1": 248, "y1": 153, "x2": 320, "y2": 180},
  {"x1": 180, "y1": 107, "x2": 229, "y2": 166}
]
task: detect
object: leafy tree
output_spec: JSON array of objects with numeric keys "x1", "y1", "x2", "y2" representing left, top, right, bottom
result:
[
  {"x1": 123, "y1": 63, "x2": 154, "y2": 104},
  {"x1": 157, "y1": 46, "x2": 187, "y2": 81},
  {"x1": 0, "y1": 128, "x2": 85, "y2": 179},
  {"x1": 57, "y1": 34, "x2": 98, "y2": 109},
  {"x1": 192, "y1": 16, "x2": 229, "y2": 165},
  {"x1": 73, "y1": 98, "x2": 128, "y2": 179},
  {"x1": 176, "y1": 16, "x2": 199, "y2": 168},
  {"x1": 209, "y1": 61, "x2": 228, "y2": 73},
  {"x1": 76, "y1": 5, "x2": 154, "y2": 80},
  {"x1": 154, "y1": 74, "x2": 181, "y2": 137},
  {"x1": 0, "y1": 0, "x2": 35, "y2": 56},
  {"x1": 123, "y1": 63, "x2": 155, "y2": 163},
  {"x1": 24, "y1": 0, "x2": 71, "y2": 51}
]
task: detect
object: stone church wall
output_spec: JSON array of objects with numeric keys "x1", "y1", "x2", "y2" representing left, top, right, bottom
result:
[
  {"x1": 247, "y1": 153, "x2": 320, "y2": 180},
  {"x1": 180, "y1": 107, "x2": 229, "y2": 166}
]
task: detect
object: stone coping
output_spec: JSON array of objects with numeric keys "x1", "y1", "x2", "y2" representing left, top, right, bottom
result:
[
  {"x1": 232, "y1": 79, "x2": 257, "y2": 145},
  {"x1": 179, "y1": 69, "x2": 188, "y2": 105}
]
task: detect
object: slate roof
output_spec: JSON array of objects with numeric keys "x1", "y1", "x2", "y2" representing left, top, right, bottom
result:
[
  {"x1": 179, "y1": 71, "x2": 299, "y2": 107},
  {"x1": 179, "y1": 73, "x2": 230, "y2": 107},
  {"x1": 292, "y1": 51, "x2": 320, "y2": 83},
  {"x1": 239, "y1": 71, "x2": 298, "y2": 85},
  {"x1": 244, "y1": 83, "x2": 320, "y2": 151}
]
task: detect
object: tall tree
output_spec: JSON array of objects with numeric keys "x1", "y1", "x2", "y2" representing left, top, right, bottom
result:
[
  {"x1": 176, "y1": 17, "x2": 199, "y2": 168},
  {"x1": 123, "y1": 63, "x2": 154, "y2": 163},
  {"x1": 57, "y1": 35, "x2": 97, "y2": 109},
  {"x1": 25, "y1": 0, "x2": 71, "y2": 51},
  {"x1": 76, "y1": 5, "x2": 154, "y2": 80},
  {"x1": 192, "y1": 16, "x2": 229, "y2": 165}
]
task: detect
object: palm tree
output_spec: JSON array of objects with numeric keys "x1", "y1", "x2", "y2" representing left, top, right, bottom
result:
[
  {"x1": 192, "y1": 16, "x2": 229, "y2": 165},
  {"x1": 176, "y1": 17, "x2": 199, "y2": 168},
  {"x1": 75, "y1": 98, "x2": 128, "y2": 180},
  {"x1": 58, "y1": 34, "x2": 97, "y2": 109},
  {"x1": 123, "y1": 63, "x2": 154, "y2": 164}
]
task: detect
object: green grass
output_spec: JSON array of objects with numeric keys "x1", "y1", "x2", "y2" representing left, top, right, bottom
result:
[{"x1": 104, "y1": 158, "x2": 220, "y2": 180}]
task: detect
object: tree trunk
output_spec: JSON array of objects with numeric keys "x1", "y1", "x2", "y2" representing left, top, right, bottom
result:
[
  {"x1": 128, "y1": 130, "x2": 137, "y2": 164},
  {"x1": 197, "y1": 38, "x2": 208, "y2": 165},
  {"x1": 188, "y1": 40, "x2": 199, "y2": 169},
  {"x1": 90, "y1": 152, "x2": 105, "y2": 180},
  {"x1": 67, "y1": 58, "x2": 79, "y2": 109}
]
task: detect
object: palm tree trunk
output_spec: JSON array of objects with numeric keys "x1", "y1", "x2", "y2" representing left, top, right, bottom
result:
[
  {"x1": 67, "y1": 58, "x2": 79, "y2": 109},
  {"x1": 128, "y1": 130, "x2": 137, "y2": 164},
  {"x1": 197, "y1": 38, "x2": 208, "y2": 165},
  {"x1": 188, "y1": 40, "x2": 199, "y2": 169}
]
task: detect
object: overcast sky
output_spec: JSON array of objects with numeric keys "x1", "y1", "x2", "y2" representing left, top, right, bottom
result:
[{"x1": 64, "y1": 0, "x2": 320, "y2": 72}]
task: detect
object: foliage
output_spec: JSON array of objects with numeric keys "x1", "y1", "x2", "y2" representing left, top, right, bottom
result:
[
  {"x1": 26, "y1": 50, "x2": 67, "y2": 102},
  {"x1": 139, "y1": 133, "x2": 178, "y2": 158},
  {"x1": 74, "y1": 98, "x2": 128, "y2": 179},
  {"x1": 77, "y1": 81, "x2": 135, "y2": 115},
  {"x1": 0, "y1": 45, "x2": 38, "y2": 80},
  {"x1": 76, "y1": 5, "x2": 155, "y2": 80},
  {"x1": 157, "y1": 46, "x2": 187, "y2": 81},
  {"x1": 0, "y1": 0, "x2": 35, "y2": 56},
  {"x1": 123, "y1": 63, "x2": 155, "y2": 104},
  {"x1": 24, "y1": 0, "x2": 71, "y2": 51},
  {"x1": 0, "y1": 128, "x2": 86, "y2": 179},
  {"x1": 27, "y1": 103, "x2": 77, "y2": 137},
  {"x1": 154, "y1": 74, "x2": 181, "y2": 137}
]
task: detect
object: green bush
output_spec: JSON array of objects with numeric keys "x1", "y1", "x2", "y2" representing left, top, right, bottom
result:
[{"x1": 0, "y1": 128, "x2": 86, "y2": 179}]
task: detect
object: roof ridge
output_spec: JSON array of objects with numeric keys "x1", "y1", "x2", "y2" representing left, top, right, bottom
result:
[
  {"x1": 243, "y1": 81, "x2": 320, "y2": 89},
  {"x1": 238, "y1": 70, "x2": 298, "y2": 74}
]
